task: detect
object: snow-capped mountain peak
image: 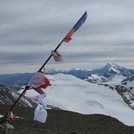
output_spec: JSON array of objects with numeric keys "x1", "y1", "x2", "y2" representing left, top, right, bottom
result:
[
  {"x1": 91, "y1": 63, "x2": 134, "y2": 78},
  {"x1": 105, "y1": 63, "x2": 121, "y2": 73},
  {"x1": 105, "y1": 62, "x2": 120, "y2": 68}
]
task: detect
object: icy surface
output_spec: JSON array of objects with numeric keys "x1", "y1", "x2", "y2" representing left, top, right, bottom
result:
[
  {"x1": 19, "y1": 74, "x2": 134, "y2": 126},
  {"x1": 103, "y1": 74, "x2": 126, "y2": 85}
]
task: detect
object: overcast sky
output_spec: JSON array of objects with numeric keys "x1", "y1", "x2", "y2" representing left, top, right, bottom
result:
[{"x1": 0, "y1": 0, "x2": 134, "y2": 74}]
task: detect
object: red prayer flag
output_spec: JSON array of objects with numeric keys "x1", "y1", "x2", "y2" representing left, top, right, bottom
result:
[
  {"x1": 62, "y1": 11, "x2": 87, "y2": 43},
  {"x1": 27, "y1": 71, "x2": 51, "y2": 95},
  {"x1": 8, "y1": 111, "x2": 16, "y2": 120}
]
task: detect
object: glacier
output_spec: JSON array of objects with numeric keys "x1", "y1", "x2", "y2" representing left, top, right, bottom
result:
[{"x1": 18, "y1": 73, "x2": 134, "y2": 126}]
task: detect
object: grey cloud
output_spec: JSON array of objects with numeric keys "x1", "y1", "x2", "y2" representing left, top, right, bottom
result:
[{"x1": 0, "y1": 0, "x2": 134, "y2": 74}]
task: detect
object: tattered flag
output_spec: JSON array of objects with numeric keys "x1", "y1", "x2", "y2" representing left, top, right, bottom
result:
[
  {"x1": 8, "y1": 111, "x2": 16, "y2": 120},
  {"x1": 30, "y1": 94, "x2": 47, "y2": 108},
  {"x1": 62, "y1": 11, "x2": 87, "y2": 43},
  {"x1": 27, "y1": 70, "x2": 51, "y2": 95}
]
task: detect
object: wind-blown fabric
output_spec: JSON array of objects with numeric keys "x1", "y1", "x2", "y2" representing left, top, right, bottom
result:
[
  {"x1": 34, "y1": 104, "x2": 47, "y2": 123},
  {"x1": 8, "y1": 111, "x2": 16, "y2": 120},
  {"x1": 62, "y1": 11, "x2": 87, "y2": 43},
  {"x1": 27, "y1": 71, "x2": 51, "y2": 94},
  {"x1": 30, "y1": 94, "x2": 47, "y2": 108},
  {"x1": 51, "y1": 50, "x2": 63, "y2": 62}
]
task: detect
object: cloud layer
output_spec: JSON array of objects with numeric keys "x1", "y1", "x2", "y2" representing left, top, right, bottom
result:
[{"x1": 0, "y1": 0, "x2": 134, "y2": 74}]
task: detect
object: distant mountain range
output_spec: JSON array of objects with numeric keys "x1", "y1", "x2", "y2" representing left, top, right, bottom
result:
[
  {"x1": 0, "y1": 62, "x2": 134, "y2": 88},
  {"x1": 47, "y1": 63, "x2": 134, "y2": 91},
  {"x1": 0, "y1": 73, "x2": 34, "y2": 87}
]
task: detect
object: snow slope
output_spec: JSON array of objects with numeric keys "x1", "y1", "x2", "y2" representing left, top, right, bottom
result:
[
  {"x1": 20, "y1": 74, "x2": 134, "y2": 126},
  {"x1": 103, "y1": 74, "x2": 126, "y2": 85}
]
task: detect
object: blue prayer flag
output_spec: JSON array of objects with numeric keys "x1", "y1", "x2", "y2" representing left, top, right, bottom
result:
[{"x1": 62, "y1": 12, "x2": 87, "y2": 43}]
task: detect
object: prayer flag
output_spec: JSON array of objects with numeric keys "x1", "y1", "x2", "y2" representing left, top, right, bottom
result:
[
  {"x1": 62, "y1": 11, "x2": 87, "y2": 43},
  {"x1": 27, "y1": 71, "x2": 51, "y2": 95}
]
